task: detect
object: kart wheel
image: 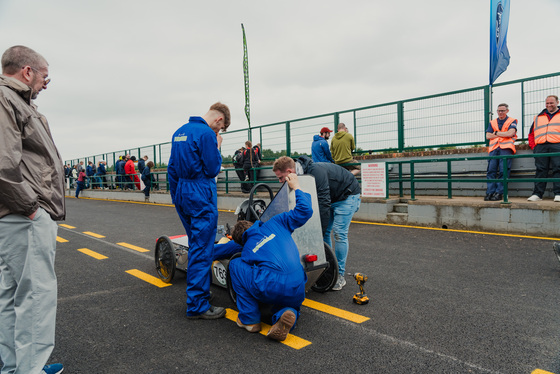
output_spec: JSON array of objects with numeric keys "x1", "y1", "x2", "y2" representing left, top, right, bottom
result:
[
  {"x1": 226, "y1": 252, "x2": 242, "y2": 304},
  {"x1": 155, "y1": 236, "x2": 176, "y2": 283},
  {"x1": 311, "y1": 243, "x2": 338, "y2": 293}
]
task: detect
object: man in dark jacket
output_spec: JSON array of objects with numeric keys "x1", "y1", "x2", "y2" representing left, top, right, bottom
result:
[
  {"x1": 0, "y1": 45, "x2": 65, "y2": 374},
  {"x1": 273, "y1": 155, "x2": 361, "y2": 291},
  {"x1": 116, "y1": 156, "x2": 126, "y2": 189}
]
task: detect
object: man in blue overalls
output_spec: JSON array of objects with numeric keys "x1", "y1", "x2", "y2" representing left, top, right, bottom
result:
[
  {"x1": 168, "y1": 102, "x2": 230, "y2": 319},
  {"x1": 216, "y1": 174, "x2": 312, "y2": 341}
]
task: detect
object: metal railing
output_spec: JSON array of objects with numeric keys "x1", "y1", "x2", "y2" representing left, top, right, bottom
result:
[
  {"x1": 65, "y1": 72, "x2": 560, "y2": 167},
  {"x1": 386, "y1": 152, "x2": 560, "y2": 203}
]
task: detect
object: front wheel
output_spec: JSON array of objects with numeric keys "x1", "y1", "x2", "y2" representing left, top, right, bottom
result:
[
  {"x1": 154, "y1": 236, "x2": 176, "y2": 283},
  {"x1": 310, "y1": 243, "x2": 338, "y2": 293}
]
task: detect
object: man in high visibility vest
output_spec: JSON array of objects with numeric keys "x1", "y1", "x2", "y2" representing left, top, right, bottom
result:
[
  {"x1": 485, "y1": 103, "x2": 517, "y2": 201},
  {"x1": 527, "y1": 95, "x2": 560, "y2": 202}
]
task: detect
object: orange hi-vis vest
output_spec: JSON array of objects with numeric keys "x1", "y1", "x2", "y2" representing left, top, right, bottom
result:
[
  {"x1": 533, "y1": 110, "x2": 560, "y2": 145},
  {"x1": 489, "y1": 117, "x2": 517, "y2": 154}
]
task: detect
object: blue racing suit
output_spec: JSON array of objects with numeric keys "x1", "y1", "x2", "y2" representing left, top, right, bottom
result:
[
  {"x1": 228, "y1": 189, "x2": 313, "y2": 327},
  {"x1": 168, "y1": 116, "x2": 222, "y2": 316}
]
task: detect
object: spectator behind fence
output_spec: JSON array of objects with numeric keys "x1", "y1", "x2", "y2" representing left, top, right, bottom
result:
[
  {"x1": 138, "y1": 155, "x2": 148, "y2": 174},
  {"x1": 86, "y1": 161, "x2": 95, "y2": 189},
  {"x1": 75, "y1": 168, "x2": 86, "y2": 198},
  {"x1": 242, "y1": 140, "x2": 260, "y2": 182},
  {"x1": 233, "y1": 147, "x2": 251, "y2": 193},
  {"x1": 311, "y1": 127, "x2": 335, "y2": 163},
  {"x1": 125, "y1": 155, "x2": 140, "y2": 190},
  {"x1": 527, "y1": 95, "x2": 560, "y2": 202},
  {"x1": 96, "y1": 160, "x2": 107, "y2": 189},
  {"x1": 116, "y1": 156, "x2": 126, "y2": 189},
  {"x1": 485, "y1": 103, "x2": 517, "y2": 201},
  {"x1": 141, "y1": 161, "x2": 154, "y2": 202},
  {"x1": 331, "y1": 123, "x2": 360, "y2": 176}
]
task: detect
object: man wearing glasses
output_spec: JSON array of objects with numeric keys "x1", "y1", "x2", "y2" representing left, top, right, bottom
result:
[
  {"x1": 0, "y1": 46, "x2": 64, "y2": 374},
  {"x1": 485, "y1": 103, "x2": 517, "y2": 201}
]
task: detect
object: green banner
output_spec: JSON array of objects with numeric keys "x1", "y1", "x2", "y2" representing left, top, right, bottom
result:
[{"x1": 242, "y1": 24, "x2": 250, "y2": 129}]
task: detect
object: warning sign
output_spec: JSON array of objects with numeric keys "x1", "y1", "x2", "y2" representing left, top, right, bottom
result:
[{"x1": 361, "y1": 162, "x2": 386, "y2": 198}]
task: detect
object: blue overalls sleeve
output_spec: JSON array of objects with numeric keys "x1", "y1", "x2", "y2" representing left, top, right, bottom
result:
[
  {"x1": 277, "y1": 189, "x2": 313, "y2": 233},
  {"x1": 200, "y1": 130, "x2": 222, "y2": 178}
]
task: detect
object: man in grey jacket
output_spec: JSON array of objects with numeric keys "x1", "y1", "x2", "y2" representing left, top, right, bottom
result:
[{"x1": 0, "y1": 46, "x2": 65, "y2": 374}]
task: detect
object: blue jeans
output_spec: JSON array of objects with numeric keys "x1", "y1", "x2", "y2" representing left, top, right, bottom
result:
[
  {"x1": 486, "y1": 148, "x2": 514, "y2": 195},
  {"x1": 323, "y1": 194, "x2": 361, "y2": 276}
]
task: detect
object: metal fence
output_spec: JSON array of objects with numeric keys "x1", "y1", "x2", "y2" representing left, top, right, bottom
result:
[{"x1": 65, "y1": 72, "x2": 560, "y2": 166}]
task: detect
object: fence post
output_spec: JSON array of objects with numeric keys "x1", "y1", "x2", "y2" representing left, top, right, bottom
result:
[
  {"x1": 286, "y1": 121, "x2": 291, "y2": 157},
  {"x1": 521, "y1": 81, "x2": 526, "y2": 139},
  {"x1": 484, "y1": 85, "x2": 491, "y2": 146},
  {"x1": 397, "y1": 102, "x2": 404, "y2": 152}
]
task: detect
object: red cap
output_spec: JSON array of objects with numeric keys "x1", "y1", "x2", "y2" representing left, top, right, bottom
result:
[{"x1": 320, "y1": 127, "x2": 333, "y2": 133}]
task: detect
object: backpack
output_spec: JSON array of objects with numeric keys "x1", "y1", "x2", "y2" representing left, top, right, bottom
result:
[{"x1": 233, "y1": 151, "x2": 243, "y2": 164}]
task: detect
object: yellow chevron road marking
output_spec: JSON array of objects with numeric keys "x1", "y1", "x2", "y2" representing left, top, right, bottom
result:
[
  {"x1": 225, "y1": 308, "x2": 311, "y2": 349},
  {"x1": 59, "y1": 224, "x2": 75, "y2": 229},
  {"x1": 77, "y1": 248, "x2": 108, "y2": 260},
  {"x1": 117, "y1": 242, "x2": 150, "y2": 253},
  {"x1": 83, "y1": 231, "x2": 105, "y2": 238},
  {"x1": 56, "y1": 236, "x2": 68, "y2": 243},
  {"x1": 302, "y1": 298, "x2": 370, "y2": 323},
  {"x1": 125, "y1": 269, "x2": 172, "y2": 288}
]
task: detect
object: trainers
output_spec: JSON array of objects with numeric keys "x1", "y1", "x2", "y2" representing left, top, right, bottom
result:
[
  {"x1": 186, "y1": 305, "x2": 226, "y2": 320},
  {"x1": 236, "y1": 317, "x2": 261, "y2": 333},
  {"x1": 331, "y1": 275, "x2": 346, "y2": 291},
  {"x1": 489, "y1": 193, "x2": 503, "y2": 201},
  {"x1": 42, "y1": 363, "x2": 64, "y2": 374},
  {"x1": 555, "y1": 195, "x2": 560, "y2": 202},
  {"x1": 267, "y1": 310, "x2": 296, "y2": 341},
  {"x1": 484, "y1": 194, "x2": 492, "y2": 201},
  {"x1": 527, "y1": 195, "x2": 542, "y2": 202},
  {"x1": 244, "y1": 176, "x2": 249, "y2": 181}
]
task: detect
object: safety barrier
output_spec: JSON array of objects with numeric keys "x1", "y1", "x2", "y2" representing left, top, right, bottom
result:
[
  {"x1": 386, "y1": 152, "x2": 560, "y2": 202},
  {"x1": 64, "y1": 72, "x2": 560, "y2": 168}
]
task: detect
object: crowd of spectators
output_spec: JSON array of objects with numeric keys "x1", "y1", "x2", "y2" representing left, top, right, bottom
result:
[{"x1": 64, "y1": 155, "x2": 158, "y2": 198}]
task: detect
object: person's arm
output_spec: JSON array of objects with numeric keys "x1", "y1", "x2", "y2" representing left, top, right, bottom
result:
[
  {"x1": 0, "y1": 94, "x2": 39, "y2": 217},
  {"x1": 277, "y1": 174, "x2": 313, "y2": 232},
  {"x1": 201, "y1": 131, "x2": 222, "y2": 178}
]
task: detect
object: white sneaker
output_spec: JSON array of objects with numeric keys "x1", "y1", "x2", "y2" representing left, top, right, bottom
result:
[
  {"x1": 331, "y1": 275, "x2": 346, "y2": 291},
  {"x1": 527, "y1": 195, "x2": 542, "y2": 202},
  {"x1": 554, "y1": 195, "x2": 560, "y2": 202}
]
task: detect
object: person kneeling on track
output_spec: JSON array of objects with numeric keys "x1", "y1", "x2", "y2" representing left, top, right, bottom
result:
[{"x1": 215, "y1": 173, "x2": 312, "y2": 341}]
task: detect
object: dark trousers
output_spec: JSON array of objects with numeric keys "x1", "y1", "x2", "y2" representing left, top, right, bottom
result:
[
  {"x1": 532, "y1": 143, "x2": 560, "y2": 197},
  {"x1": 486, "y1": 148, "x2": 513, "y2": 195},
  {"x1": 75, "y1": 181, "x2": 85, "y2": 198},
  {"x1": 143, "y1": 180, "x2": 151, "y2": 197},
  {"x1": 234, "y1": 164, "x2": 251, "y2": 193}
]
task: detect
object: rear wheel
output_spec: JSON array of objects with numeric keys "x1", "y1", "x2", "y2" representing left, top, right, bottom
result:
[
  {"x1": 311, "y1": 243, "x2": 338, "y2": 293},
  {"x1": 226, "y1": 252, "x2": 242, "y2": 304},
  {"x1": 155, "y1": 236, "x2": 176, "y2": 283}
]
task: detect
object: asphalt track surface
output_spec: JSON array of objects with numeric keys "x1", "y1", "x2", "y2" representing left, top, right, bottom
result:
[{"x1": 24, "y1": 197, "x2": 560, "y2": 373}]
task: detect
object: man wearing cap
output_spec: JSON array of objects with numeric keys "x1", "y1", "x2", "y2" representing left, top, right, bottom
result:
[{"x1": 311, "y1": 127, "x2": 335, "y2": 163}]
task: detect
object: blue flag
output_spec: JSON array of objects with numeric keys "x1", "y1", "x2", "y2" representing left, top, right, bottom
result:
[{"x1": 489, "y1": 0, "x2": 511, "y2": 84}]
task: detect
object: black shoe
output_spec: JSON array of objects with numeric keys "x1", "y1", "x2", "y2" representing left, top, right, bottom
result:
[
  {"x1": 489, "y1": 193, "x2": 503, "y2": 201},
  {"x1": 186, "y1": 305, "x2": 226, "y2": 320},
  {"x1": 484, "y1": 194, "x2": 492, "y2": 201}
]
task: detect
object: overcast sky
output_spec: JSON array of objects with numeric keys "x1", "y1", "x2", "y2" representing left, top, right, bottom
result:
[{"x1": 1, "y1": 0, "x2": 559, "y2": 161}]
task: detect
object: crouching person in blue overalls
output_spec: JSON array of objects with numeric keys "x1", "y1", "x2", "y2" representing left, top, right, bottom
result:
[{"x1": 219, "y1": 173, "x2": 312, "y2": 341}]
